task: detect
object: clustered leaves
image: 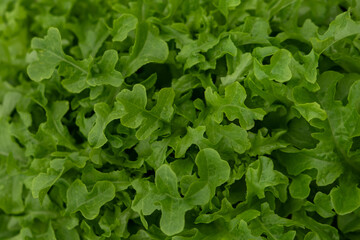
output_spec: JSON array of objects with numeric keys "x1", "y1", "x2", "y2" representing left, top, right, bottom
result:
[{"x1": 1, "y1": 0, "x2": 360, "y2": 239}]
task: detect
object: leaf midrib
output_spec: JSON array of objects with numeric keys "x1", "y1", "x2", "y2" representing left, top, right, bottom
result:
[{"x1": 44, "y1": 49, "x2": 87, "y2": 74}]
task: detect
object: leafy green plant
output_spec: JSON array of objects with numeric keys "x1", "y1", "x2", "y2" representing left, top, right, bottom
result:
[{"x1": 1, "y1": 0, "x2": 360, "y2": 239}]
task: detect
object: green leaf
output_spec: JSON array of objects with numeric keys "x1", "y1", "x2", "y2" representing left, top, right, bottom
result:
[
  {"x1": 176, "y1": 33, "x2": 219, "y2": 70},
  {"x1": 221, "y1": 51, "x2": 252, "y2": 86},
  {"x1": 131, "y1": 179, "x2": 160, "y2": 216},
  {"x1": 116, "y1": 84, "x2": 147, "y2": 129},
  {"x1": 254, "y1": 49, "x2": 292, "y2": 83},
  {"x1": 330, "y1": 175, "x2": 360, "y2": 215},
  {"x1": 88, "y1": 102, "x2": 124, "y2": 148},
  {"x1": 121, "y1": 22, "x2": 169, "y2": 77},
  {"x1": 246, "y1": 157, "x2": 288, "y2": 200},
  {"x1": 31, "y1": 158, "x2": 65, "y2": 202},
  {"x1": 0, "y1": 118, "x2": 24, "y2": 161},
  {"x1": 205, "y1": 82, "x2": 265, "y2": 129},
  {"x1": 112, "y1": 14, "x2": 138, "y2": 42},
  {"x1": 0, "y1": 156, "x2": 25, "y2": 214},
  {"x1": 170, "y1": 126, "x2": 207, "y2": 158},
  {"x1": 117, "y1": 84, "x2": 175, "y2": 140},
  {"x1": 293, "y1": 103, "x2": 327, "y2": 122},
  {"x1": 293, "y1": 211, "x2": 339, "y2": 240},
  {"x1": 207, "y1": 122, "x2": 251, "y2": 154},
  {"x1": 140, "y1": 138, "x2": 170, "y2": 169},
  {"x1": 81, "y1": 164, "x2": 131, "y2": 192},
  {"x1": 155, "y1": 166, "x2": 189, "y2": 235},
  {"x1": 248, "y1": 129, "x2": 288, "y2": 157},
  {"x1": 39, "y1": 101, "x2": 77, "y2": 150},
  {"x1": 314, "y1": 192, "x2": 335, "y2": 218},
  {"x1": 338, "y1": 209, "x2": 360, "y2": 233},
  {"x1": 66, "y1": 180, "x2": 115, "y2": 220},
  {"x1": 6, "y1": 1, "x2": 360, "y2": 238},
  {"x1": 232, "y1": 220, "x2": 263, "y2": 240},
  {"x1": 27, "y1": 27, "x2": 88, "y2": 85},
  {"x1": 289, "y1": 174, "x2": 312, "y2": 199},
  {"x1": 213, "y1": 0, "x2": 241, "y2": 18},
  {"x1": 311, "y1": 12, "x2": 360, "y2": 53},
  {"x1": 155, "y1": 164, "x2": 179, "y2": 197},
  {"x1": 27, "y1": 27, "x2": 66, "y2": 82},
  {"x1": 199, "y1": 36, "x2": 237, "y2": 70},
  {"x1": 67, "y1": 19, "x2": 110, "y2": 58},
  {"x1": 277, "y1": 149, "x2": 343, "y2": 187},
  {"x1": 249, "y1": 203, "x2": 299, "y2": 239},
  {"x1": 195, "y1": 198, "x2": 234, "y2": 224},
  {"x1": 193, "y1": 148, "x2": 230, "y2": 197},
  {"x1": 87, "y1": 50, "x2": 124, "y2": 87}
]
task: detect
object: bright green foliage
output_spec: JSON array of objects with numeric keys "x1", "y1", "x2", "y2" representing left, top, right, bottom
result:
[
  {"x1": 246, "y1": 157, "x2": 288, "y2": 201},
  {"x1": 27, "y1": 28, "x2": 66, "y2": 82},
  {"x1": 116, "y1": 84, "x2": 175, "y2": 140},
  {"x1": 87, "y1": 50, "x2": 124, "y2": 87},
  {"x1": 2, "y1": 0, "x2": 360, "y2": 239},
  {"x1": 66, "y1": 180, "x2": 116, "y2": 220}
]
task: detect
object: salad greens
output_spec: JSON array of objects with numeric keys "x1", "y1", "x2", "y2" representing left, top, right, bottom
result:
[{"x1": 1, "y1": 0, "x2": 360, "y2": 239}]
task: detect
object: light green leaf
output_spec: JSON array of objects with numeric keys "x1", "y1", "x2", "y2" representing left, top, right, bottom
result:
[
  {"x1": 27, "y1": 27, "x2": 65, "y2": 82},
  {"x1": 112, "y1": 14, "x2": 138, "y2": 42},
  {"x1": 254, "y1": 49, "x2": 292, "y2": 83},
  {"x1": 67, "y1": 19, "x2": 110, "y2": 58},
  {"x1": 214, "y1": 0, "x2": 241, "y2": 18},
  {"x1": 293, "y1": 211, "x2": 339, "y2": 240},
  {"x1": 221, "y1": 51, "x2": 252, "y2": 86},
  {"x1": 117, "y1": 84, "x2": 175, "y2": 140},
  {"x1": 293, "y1": 102, "x2": 327, "y2": 122},
  {"x1": 31, "y1": 158, "x2": 65, "y2": 202},
  {"x1": 142, "y1": 138, "x2": 170, "y2": 169},
  {"x1": 88, "y1": 102, "x2": 124, "y2": 148},
  {"x1": 232, "y1": 220, "x2": 263, "y2": 240},
  {"x1": 185, "y1": 148, "x2": 230, "y2": 205},
  {"x1": 311, "y1": 12, "x2": 360, "y2": 53},
  {"x1": 330, "y1": 175, "x2": 360, "y2": 215},
  {"x1": 248, "y1": 129, "x2": 288, "y2": 157},
  {"x1": 155, "y1": 165, "x2": 179, "y2": 197},
  {"x1": 248, "y1": 203, "x2": 299, "y2": 239},
  {"x1": 87, "y1": 50, "x2": 124, "y2": 87},
  {"x1": 0, "y1": 156, "x2": 25, "y2": 214},
  {"x1": 66, "y1": 180, "x2": 115, "y2": 220},
  {"x1": 81, "y1": 164, "x2": 131, "y2": 192},
  {"x1": 195, "y1": 148, "x2": 230, "y2": 195},
  {"x1": 207, "y1": 122, "x2": 251, "y2": 154},
  {"x1": 205, "y1": 82, "x2": 265, "y2": 129},
  {"x1": 246, "y1": 157, "x2": 288, "y2": 200},
  {"x1": 131, "y1": 179, "x2": 160, "y2": 216},
  {"x1": 277, "y1": 149, "x2": 343, "y2": 186},
  {"x1": 170, "y1": 126, "x2": 207, "y2": 158},
  {"x1": 121, "y1": 22, "x2": 168, "y2": 77},
  {"x1": 159, "y1": 197, "x2": 189, "y2": 236},
  {"x1": 39, "y1": 101, "x2": 76, "y2": 150},
  {"x1": 314, "y1": 192, "x2": 335, "y2": 218},
  {"x1": 27, "y1": 27, "x2": 89, "y2": 87},
  {"x1": 289, "y1": 174, "x2": 312, "y2": 199},
  {"x1": 116, "y1": 84, "x2": 147, "y2": 129}
]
